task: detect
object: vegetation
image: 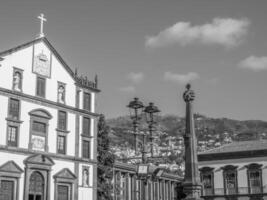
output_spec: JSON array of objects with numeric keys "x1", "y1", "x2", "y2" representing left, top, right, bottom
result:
[{"x1": 97, "y1": 114, "x2": 115, "y2": 200}]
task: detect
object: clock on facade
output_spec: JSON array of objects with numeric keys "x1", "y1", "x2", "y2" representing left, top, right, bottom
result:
[{"x1": 33, "y1": 52, "x2": 51, "y2": 78}]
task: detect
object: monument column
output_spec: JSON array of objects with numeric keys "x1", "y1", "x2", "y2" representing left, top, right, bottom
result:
[{"x1": 182, "y1": 84, "x2": 202, "y2": 200}]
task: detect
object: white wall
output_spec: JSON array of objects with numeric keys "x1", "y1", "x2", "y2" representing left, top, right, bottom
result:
[{"x1": 0, "y1": 41, "x2": 76, "y2": 107}]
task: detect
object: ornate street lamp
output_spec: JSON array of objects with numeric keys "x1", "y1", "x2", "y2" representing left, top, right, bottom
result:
[
  {"x1": 144, "y1": 102, "x2": 160, "y2": 157},
  {"x1": 127, "y1": 97, "x2": 144, "y2": 154}
]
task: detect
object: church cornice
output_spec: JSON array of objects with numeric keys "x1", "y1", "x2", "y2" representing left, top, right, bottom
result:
[
  {"x1": 0, "y1": 144, "x2": 98, "y2": 164},
  {"x1": 0, "y1": 86, "x2": 100, "y2": 118}
]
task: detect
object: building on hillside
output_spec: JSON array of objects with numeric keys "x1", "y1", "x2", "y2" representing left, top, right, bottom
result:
[
  {"x1": 198, "y1": 140, "x2": 267, "y2": 200},
  {"x1": 0, "y1": 35, "x2": 100, "y2": 200},
  {"x1": 112, "y1": 162, "x2": 182, "y2": 200}
]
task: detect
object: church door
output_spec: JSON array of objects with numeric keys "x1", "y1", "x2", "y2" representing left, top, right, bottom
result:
[
  {"x1": 29, "y1": 171, "x2": 44, "y2": 200},
  {"x1": 57, "y1": 185, "x2": 69, "y2": 200},
  {"x1": 0, "y1": 180, "x2": 14, "y2": 200}
]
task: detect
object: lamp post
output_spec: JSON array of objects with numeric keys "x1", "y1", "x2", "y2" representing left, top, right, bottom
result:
[
  {"x1": 144, "y1": 102, "x2": 160, "y2": 158},
  {"x1": 127, "y1": 97, "x2": 144, "y2": 155},
  {"x1": 127, "y1": 98, "x2": 162, "y2": 200}
]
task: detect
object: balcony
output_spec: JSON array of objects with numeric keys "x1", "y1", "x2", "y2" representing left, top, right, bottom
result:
[{"x1": 202, "y1": 186, "x2": 266, "y2": 197}]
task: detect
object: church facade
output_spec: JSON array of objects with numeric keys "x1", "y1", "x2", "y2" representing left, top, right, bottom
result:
[{"x1": 0, "y1": 36, "x2": 99, "y2": 200}]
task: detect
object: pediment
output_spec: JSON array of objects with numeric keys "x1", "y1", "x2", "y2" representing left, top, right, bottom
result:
[
  {"x1": 53, "y1": 168, "x2": 76, "y2": 180},
  {"x1": 29, "y1": 109, "x2": 52, "y2": 119},
  {"x1": 24, "y1": 154, "x2": 54, "y2": 166},
  {"x1": 199, "y1": 166, "x2": 214, "y2": 172},
  {"x1": 0, "y1": 161, "x2": 23, "y2": 173}
]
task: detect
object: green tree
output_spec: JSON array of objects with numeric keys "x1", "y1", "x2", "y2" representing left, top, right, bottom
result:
[{"x1": 97, "y1": 114, "x2": 115, "y2": 200}]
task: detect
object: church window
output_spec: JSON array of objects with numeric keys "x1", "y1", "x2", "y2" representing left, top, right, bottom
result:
[
  {"x1": 32, "y1": 121, "x2": 46, "y2": 134},
  {"x1": 7, "y1": 126, "x2": 18, "y2": 147},
  {"x1": 36, "y1": 76, "x2": 46, "y2": 97},
  {"x1": 82, "y1": 140, "x2": 90, "y2": 159},
  {"x1": 82, "y1": 117, "x2": 91, "y2": 136},
  {"x1": 8, "y1": 98, "x2": 20, "y2": 120},
  {"x1": 12, "y1": 67, "x2": 23, "y2": 92},
  {"x1": 58, "y1": 111, "x2": 67, "y2": 131},
  {"x1": 57, "y1": 135, "x2": 66, "y2": 154},
  {"x1": 83, "y1": 92, "x2": 91, "y2": 111},
  {"x1": 29, "y1": 109, "x2": 52, "y2": 152},
  {"x1": 29, "y1": 171, "x2": 44, "y2": 200}
]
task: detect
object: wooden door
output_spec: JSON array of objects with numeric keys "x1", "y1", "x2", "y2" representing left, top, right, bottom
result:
[
  {"x1": 29, "y1": 171, "x2": 44, "y2": 200},
  {"x1": 0, "y1": 180, "x2": 14, "y2": 200},
  {"x1": 57, "y1": 185, "x2": 69, "y2": 200}
]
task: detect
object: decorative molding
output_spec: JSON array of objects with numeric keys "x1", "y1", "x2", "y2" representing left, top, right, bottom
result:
[
  {"x1": 0, "y1": 144, "x2": 97, "y2": 164},
  {"x1": 0, "y1": 161, "x2": 23, "y2": 174},
  {"x1": 29, "y1": 108, "x2": 52, "y2": 119},
  {"x1": 53, "y1": 168, "x2": 76, "y2": 180},
  {"x1": 199, "y1": 166, "x2": 214, "y2": 172},
  {"x1": 245, "y1": 163, "x2": 263, "y2": 170},
  {"x1": 0, "y1": 86, "x2": 100, "y2": 118},
  {"x1": 24, "y1": 154, "x2": 55, "y2": 166},
  {"x1": 221, "y1": 165, "x2": 238, "y2": 171},
  {"x1": 198, "y1": 149, "x2": 267, "y2": 162}
]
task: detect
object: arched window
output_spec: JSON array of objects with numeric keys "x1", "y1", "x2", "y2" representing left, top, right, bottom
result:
[
  {"x1": 28, "y1": 109, "x2": 52, "y2": 152},
  {"x1": 246, "y1": 163, "x2": 262, "y2": 194},
  {"x1": 221, "y1": 165, "x2": 238, "y2": 195},
  {"x1": 29, "y1": 171, "x2": 44, "y2": 200},
  {"x1": 200, "y1": 167, "x2": 214, "y2": 196}
]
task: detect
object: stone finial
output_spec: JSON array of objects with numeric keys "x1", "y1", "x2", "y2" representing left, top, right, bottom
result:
[
  {"x1": 183, "y1": 83, "x2": 195, "y2": 102},
  {"x1": 95, "y1": 74, "x2": 98, "y2": 87}
]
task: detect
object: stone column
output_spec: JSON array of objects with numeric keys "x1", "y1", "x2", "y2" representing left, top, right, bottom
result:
[{"x1": 182, "y1": 84, "x2": 202, "y2": 200}]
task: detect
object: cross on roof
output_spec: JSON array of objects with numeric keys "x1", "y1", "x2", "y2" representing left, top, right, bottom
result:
[{"x1": 38, "y1": 13, "x2": 47, "y2": 38}]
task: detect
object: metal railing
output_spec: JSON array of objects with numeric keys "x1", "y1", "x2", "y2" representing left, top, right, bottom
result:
[{"x1": 202, "y1": 186, "x2": 264, "y2": 196}]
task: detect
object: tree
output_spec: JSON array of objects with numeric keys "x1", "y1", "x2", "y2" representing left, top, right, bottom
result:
[{"x1": 97, "y1": 114, "x2": 115, "y2": 200}]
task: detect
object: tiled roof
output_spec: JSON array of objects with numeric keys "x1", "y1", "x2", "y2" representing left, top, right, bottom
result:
[{"x1": 199, "y1": 140, "x2": 267, "y2": 155}]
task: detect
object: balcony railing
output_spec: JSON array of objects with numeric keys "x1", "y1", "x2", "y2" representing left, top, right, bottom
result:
[{"x1": 202, "y1": 186, "x2": 266, "y2": 196}]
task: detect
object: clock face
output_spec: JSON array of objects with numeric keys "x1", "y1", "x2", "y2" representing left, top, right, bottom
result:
[{"x1": 33, "y1": 53, "x2": 51, "y2": 77}]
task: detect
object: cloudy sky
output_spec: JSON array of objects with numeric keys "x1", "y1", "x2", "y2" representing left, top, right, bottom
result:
[{"x1": 1, "y1": 0, "x2": 267, "y2": 120}]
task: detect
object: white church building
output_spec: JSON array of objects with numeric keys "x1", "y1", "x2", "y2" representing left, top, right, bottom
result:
[{"x1": 0, "y1": 15, "x2": 100, "y2": 200}]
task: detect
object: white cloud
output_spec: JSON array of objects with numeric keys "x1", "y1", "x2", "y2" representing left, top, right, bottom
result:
[
  {"x1": 119, "y1": 86, "x2": 135, "y2": 93},
  {"x1": 127, "y1": 72, "x2": 144, "y2": 84},
  {"x1": 146, "y1": 18, "x2": 250, "y2": 48},
  {"x1": 239, "y1": 56, "x2": 267, "y2": 72},
  {"x1": 164, "y1": 72, "x2": 199, "y2": 84}
]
